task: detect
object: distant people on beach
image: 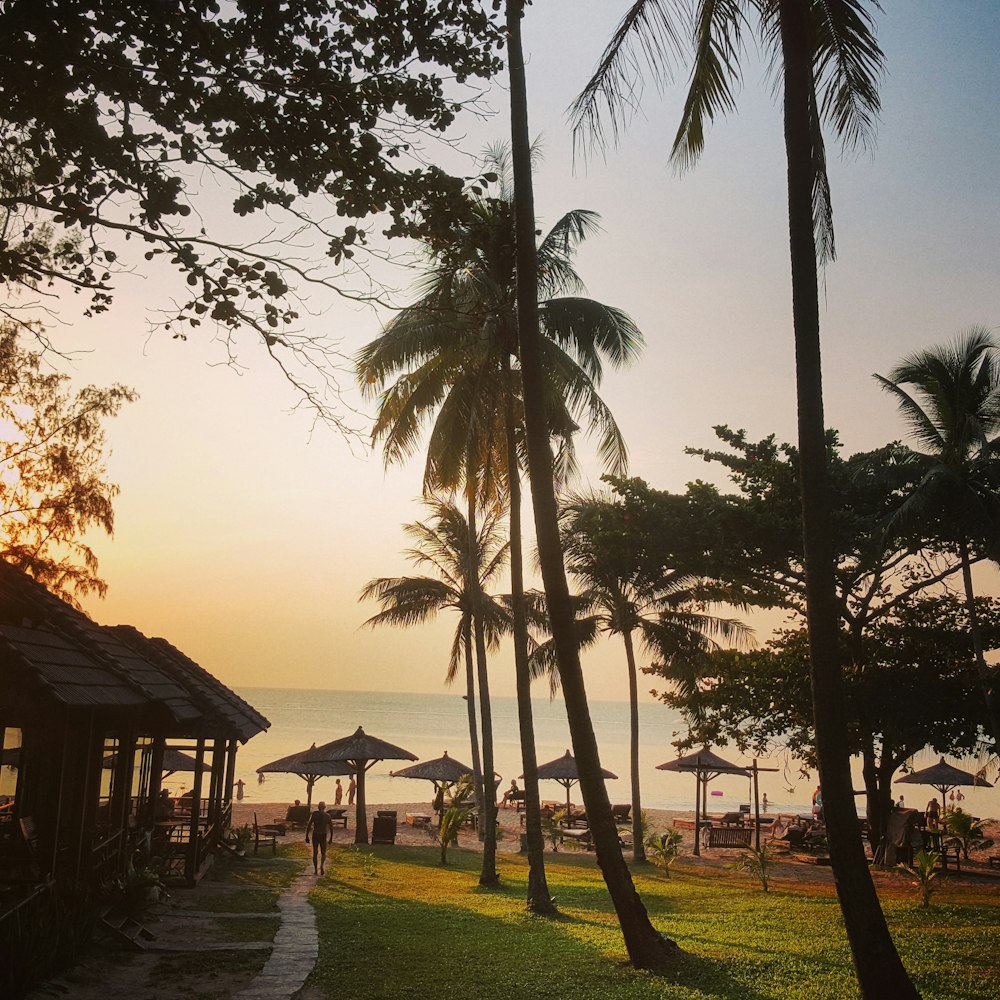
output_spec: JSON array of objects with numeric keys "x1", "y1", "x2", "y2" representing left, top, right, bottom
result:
[
  {"x1": 762, "y1": 793, "x2": 769, "y2": 813},
  {"x1": 501, "y1": 779, "x2": 519, "y2": 808},
  {"x1": 811, "y1": 786, "x2": 823, "y2": 821},
  {"x1": 305, "y1": 801, "x2": 335, "y2": 875},
  {"x1": 235, "y1": 778, "x2": 245, "y2": 801},
  {"x1": 334, "y1": 779, "x2": 343, "y2": 805},
  {"x1": 258, "y1": 771, "x2": 265, "y2": 785},
  {"x1": 348, "y1": 775, "x2": 357, "y2": 805},
  {"x1": 897, "y1": 794, "x2": 905, "y2": 808},
  {"x1": 925, "y1": 798, "x2": 940, "y2": 828}
]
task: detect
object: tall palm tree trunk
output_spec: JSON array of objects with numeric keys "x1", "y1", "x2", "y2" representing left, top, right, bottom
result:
[
  {"x1": 959, "y1": 539, "x2": 1000, "y2": 748},
  {"x1": 463, "y1": 615, "x2": 485, "y2": 818},
  {"x1": 504, "y1": 354, "x2": 555, "y2": 911},
  {"x1": 467, "y1": 487, "x2": 500, "y2": 885},
  {"x1": 779, "y1": 5, "x2": 918, "y2": 996},
  {"x1": 621, "y1": 629, "x2": 645, "y2": 862},
  {"x1": 506, "y1": 0, "x2": 674, "y2": 968}
]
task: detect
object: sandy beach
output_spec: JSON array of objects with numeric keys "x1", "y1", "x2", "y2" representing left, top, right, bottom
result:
[{"x1": 232, "y1": 800, "x2": 695, "y2": 853}]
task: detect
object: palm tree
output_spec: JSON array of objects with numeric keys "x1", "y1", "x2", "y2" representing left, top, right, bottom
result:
[
  {"x1": 550, "y1": 497, "x2": 752, "y2": 862},
  {"x1": 357, "y1": 146, "x2": 639, "y2": 909},
  {"x1": 505, "y1": 0, "x2": 675, "y2": 969},
  {"x1": 360, "y1": 498, "x2": 512, "y2": 851},
  {"x1": 568, "y1": 2, "x2": 918, "y2": 992},
  {"x1": 875, "y1": 327, "x2": 1000, "y2": 751}
]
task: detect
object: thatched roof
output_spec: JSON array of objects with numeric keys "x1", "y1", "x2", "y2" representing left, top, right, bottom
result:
[
  {"x1": 896, "y1": 757, "x2": 992, "y2": 790},
  {"x1": 656, "y1": 748, "x2": 749, "y2": 778},
  {"x1": 258, "y1": 743, "x2": 355, "y2": 777},
  {"x1": 533, "y1": 749, "x2": 617, "y2": 782},
  {"x1": 304, "y1": 727, "x2": 417, "y2": 765},
  {"x1": 391, "y1": 751, "x2": 472, "y2": 783}
]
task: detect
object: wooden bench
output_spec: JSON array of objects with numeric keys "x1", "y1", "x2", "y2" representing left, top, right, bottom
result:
[{"x1": 704, "y1": 825, "x2": 752, "y2": 850}]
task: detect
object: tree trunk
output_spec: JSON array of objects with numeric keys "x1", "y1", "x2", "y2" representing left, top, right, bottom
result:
[
  {"x1": 467, "y1": 491, "x2": 500, "y2": 886},
  {"x1": 506, "y1": 0, "x2": 675, "y2": 968},
  {"x1": 621, "y1": 628, "x2": 645, "y2": 862},
  {"x1": 959, "y1": 538, "x2": 1000, "y2": 749},
  {"x1": 504, "y1": 353, "x2": 555, "y2": 912},
  {"x1": 463, "y1": 615, "x2": 485, "y2": 819},
  {"x1": 779, "y1": 4, "x2": 919, "y2": 996}
]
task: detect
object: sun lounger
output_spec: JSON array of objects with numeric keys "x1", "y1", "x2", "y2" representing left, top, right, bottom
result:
[
  {"x1": 611, "y1": 804, "x2": 631, "y2": 824},
  {"x1": 703, "y1": 825, "x2": 752, "y2": 850},
  {"x1": 371, "y1": 815, "x2": 397, "y2": 845}
]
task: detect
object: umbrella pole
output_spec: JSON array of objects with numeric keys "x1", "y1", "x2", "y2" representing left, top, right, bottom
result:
[
  {"x1": 752, "y1": 760, "x2": 761, "y2": 852},
  {"x1": 306, "y1": 776, "x2": 314, "y2": 809},
  {"x1": 696, "y1": 771, "x2": 702, "y2": 857},
  {"x1": 355, "y1": 762, "x2": 368, "y2": 845}
]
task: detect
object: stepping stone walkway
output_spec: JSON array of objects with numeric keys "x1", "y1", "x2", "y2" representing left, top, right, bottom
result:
[{"x1": 233, "y1": 869, "x2": 319, "y2": 1000}]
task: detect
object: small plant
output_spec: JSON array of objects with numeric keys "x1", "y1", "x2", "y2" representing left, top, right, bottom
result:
[
  {"x1": 437, "y1": 804, "x2": 471, "y2": 865},
  {"x1": 228, "y1": 824, "x2": 253, "y2": 852},
  {"x1": 729, "y1": 842, "x2": 774, "y2": 892},
  {"x1": 362, "y1": 852, "x2": 377, "y2": 878},
  {"x1": 645, "y1": 828, "x2": 683, "y2": 878},
  {"x1": 944, "y1": 809, "x2": 993, "y2": 860},
  {"x1": 900, "y1": 850, "x2": 941, "y2": 908},
  {"x1": 541, "y1": 810, "x2": 566, "y2": 852}
]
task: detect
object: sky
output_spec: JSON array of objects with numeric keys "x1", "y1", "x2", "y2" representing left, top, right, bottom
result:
[{"x1": 26, "y1": 2, "x2": 1000, "y2": 705}]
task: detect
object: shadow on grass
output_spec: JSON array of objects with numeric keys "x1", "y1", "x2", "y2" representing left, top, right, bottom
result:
[{"x1": 309, "y1": 874, "x2": 777, "y2": 1000}]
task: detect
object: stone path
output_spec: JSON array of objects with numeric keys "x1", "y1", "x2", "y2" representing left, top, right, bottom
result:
[{"x1": 232, "y1": 870, "x2": 319, "y2": 1000}]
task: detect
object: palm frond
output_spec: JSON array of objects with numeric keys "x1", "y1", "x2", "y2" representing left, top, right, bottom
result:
[
  {"x1": 670, "y1": 0, "x2": 748, "y2": 171},
  {"x1": 570, "y1": 0, "x2": 686, "y2": 158}
]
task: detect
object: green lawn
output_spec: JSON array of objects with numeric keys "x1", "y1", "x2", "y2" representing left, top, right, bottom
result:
[{"x1": 301, "y1": 844, "x2": 999, "y2": 1000}]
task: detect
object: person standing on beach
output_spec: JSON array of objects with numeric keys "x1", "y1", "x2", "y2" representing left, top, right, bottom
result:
[
  {"x1": 305, "y1": 801, "x2": 335, "y2": 875},
  {"x1": 334, "y1": 779, "x2": 343, "y2": 805},
  {"x1": 762, "y1": 793, "x2": 768, "y2": 813},
  {"x1": 235, "y1": 778, "x2": 245, "y2": 801},
  {"x1": 348, "y1": 775, "x2": 357, "y2": 805}
]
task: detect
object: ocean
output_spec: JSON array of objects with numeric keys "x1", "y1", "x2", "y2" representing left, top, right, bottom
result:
[{"x1": 218, "y1": 688, "x2": 1000, "y2": 820}]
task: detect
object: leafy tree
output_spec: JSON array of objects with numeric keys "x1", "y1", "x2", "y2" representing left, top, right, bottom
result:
[
  {"x1": 0, "y1": 323, "x2": 135, "y2": 604},
  {"x1": 875, "y1": 328, "x2": 1000, "y2": 751},
  {"x1": 357, "y1": 146, "x2": 638, "y2": 907},
  {"x1": 654, "y1": 595, "x2": 994, "y2": 854},
  {"x1": 360, "y1": 496, "x2": 511, "y2": 848},
  {"x1": 570, "y1": 2, "x2": 914, "y2": 993},
  {"x1": 504, "y1": 0, "x2": 675, "y2": 968},
  {"x1": 0, "y1": 1, "x2": 503, "y2": 418},
  {"x1": 540, "y1": 491, "x2": 751, "y2": 862}
]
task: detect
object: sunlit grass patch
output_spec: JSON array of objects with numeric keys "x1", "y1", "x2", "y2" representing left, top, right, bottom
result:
[{"x1": 305, "y1": 845, "x2": 1000, "y2": 1000}]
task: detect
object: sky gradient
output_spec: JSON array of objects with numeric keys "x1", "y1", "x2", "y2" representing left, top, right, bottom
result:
[{"x1": 34, "y1": 2, "x2": 999, "y2": 704}]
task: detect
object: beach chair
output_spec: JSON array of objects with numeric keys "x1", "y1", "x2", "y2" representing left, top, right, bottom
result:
[
  {"x1": 252, "y1": 813, "x2": 278, "y2": 856},
  {"x1": 371, "y1": 815, "x2": 397, "y2": 845},
  {"x1": 611, "y1": 803, "x2": 631, "y2": 824}
]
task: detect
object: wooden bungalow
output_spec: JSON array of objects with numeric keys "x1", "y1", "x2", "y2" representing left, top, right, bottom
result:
[{"x1": 0, "y1": 561, "x2": 268, "y2": 909}]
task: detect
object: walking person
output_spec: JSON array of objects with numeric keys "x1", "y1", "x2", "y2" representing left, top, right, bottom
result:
[
  {"x1": 348, "y1": 775, "x2": 357, "y2": 806},
  {"x1": 305, "y1": 801, "x2": 335, "y2": 876}
]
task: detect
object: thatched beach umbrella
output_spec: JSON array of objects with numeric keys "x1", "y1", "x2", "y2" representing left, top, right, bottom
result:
[
  {"x1": 391, "y1": 751, "x2": 473, "y2": 791},
  {"x1": 392, "y1": 751, "x2": 474, "y2": 818},
  {"x1": 104, "y1": 747, "x2": 209, "y2": 781},
  {"x1": 528, "y1": 749, "x2": 617, "y2": 814},
  {"x1": 657, "y1": 748, "x2": 750, "y2": 856},
  {"x1": 256, "y1": 742, "x2": 355, "y2": 808},
  {"x1": 306, "y1": 727, "x2": 417, "y2": 843},
  {"x1": 896, "y1": 756, "x2": 992, "y2": 812}
]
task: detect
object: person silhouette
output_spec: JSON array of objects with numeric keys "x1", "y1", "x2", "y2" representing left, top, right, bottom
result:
[
  {"x1": 334, "y1": 779, "x2": 343, "y2": 805},
  {"x1": 305, "y1": 801, "x2": 335, "y2": 875}
]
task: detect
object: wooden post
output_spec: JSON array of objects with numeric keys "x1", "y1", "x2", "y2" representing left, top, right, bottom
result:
[{"x1": 187, "y1": 736, "x2": 206, "y2": 882}]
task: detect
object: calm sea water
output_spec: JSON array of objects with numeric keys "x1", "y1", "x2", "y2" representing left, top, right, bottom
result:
[
  {"x1": 223, "y1": 687, "x2": 816, "y2": 813},
  {"x1": 216, "y1": 688, "x2": 1000, "y2": 820}
]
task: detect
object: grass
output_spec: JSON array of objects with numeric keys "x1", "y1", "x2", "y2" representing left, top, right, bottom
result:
[{"x1": 305, "y1": 846, "x2": 1000, "y2": 1000}]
